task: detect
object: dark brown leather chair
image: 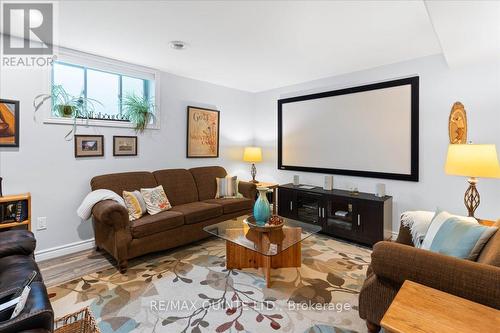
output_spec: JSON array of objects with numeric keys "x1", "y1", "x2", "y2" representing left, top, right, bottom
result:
[{"x1": 0, "y1": 230, "x2": 54, "y2": 333}]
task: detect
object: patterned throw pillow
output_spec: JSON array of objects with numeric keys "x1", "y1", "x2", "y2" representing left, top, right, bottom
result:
[
  {"x1": 140, "y1": 185, "x2": 172, "y2": 215},
  {"x1": 215, "y1": 176, "x2": 240, "y2": 198},
  {"x1": 123, "y1": 190, "x2": 147, "y2": 221}
]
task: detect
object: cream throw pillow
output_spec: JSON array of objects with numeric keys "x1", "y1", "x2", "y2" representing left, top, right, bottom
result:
[
  {"x1": 123, "y1": 190, "x2": 148, "y2": 221},
  {"x1": 140, "y1": 185, "x2": 172, "y2": 215}
]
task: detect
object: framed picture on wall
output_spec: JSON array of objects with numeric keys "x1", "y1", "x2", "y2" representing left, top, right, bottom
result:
[
  {"x1": 74, "y1": 135, "x2": 104, "y2": 157},
  {"x1": 113, "y1": 136, "x2": 137, "y2": 156},
  {"x1": 0, "y1": 99, "x2": 20, "y2": 147},
  {"x1": 186, "y1": 106, "x2": 220, "y2": 158}
]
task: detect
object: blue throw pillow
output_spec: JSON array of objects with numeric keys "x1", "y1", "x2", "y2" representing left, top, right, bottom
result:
[{"x1": 429, "y1": 217, "x2": 497, "y2": 260}]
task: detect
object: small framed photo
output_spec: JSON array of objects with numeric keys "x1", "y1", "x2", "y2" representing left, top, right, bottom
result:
[
  {"x1": 74, "y1": 135, "x2": 104, "y2": 158},
  {"x1": 186, "y1": 106, "x2": 220, "y2": 158},
  {"x1": 113, "y1": 136, "x2": 137, "y2": 156},
  {"x1": 0, "y1": 99, "x2": 20, "y2": 147}
]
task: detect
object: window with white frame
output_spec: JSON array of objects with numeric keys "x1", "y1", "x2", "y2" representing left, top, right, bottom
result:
[{"x1": 46, "y1": 49, "x2": 159, "y2": 128}]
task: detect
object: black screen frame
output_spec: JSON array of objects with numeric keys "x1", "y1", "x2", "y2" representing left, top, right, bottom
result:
[{"x1": 277, "y1": 76, "x2": 419, "y2": 182}]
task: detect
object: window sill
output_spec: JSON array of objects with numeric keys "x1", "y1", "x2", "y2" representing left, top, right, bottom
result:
[{"x1": 43, "y1": 117, "x2": 160, "y2": 130}]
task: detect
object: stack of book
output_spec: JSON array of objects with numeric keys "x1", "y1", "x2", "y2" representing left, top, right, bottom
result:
[{"x1": 0, "y1": 199, "x2": 28, "y2": 224}]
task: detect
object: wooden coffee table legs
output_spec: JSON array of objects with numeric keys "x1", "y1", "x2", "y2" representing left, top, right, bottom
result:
[
  {"x1": 226, "y1": 240, "x2": 301, "y2": 288},
  {"x1": 262, "y1": 256, "x2": 271, "y2": 288}
]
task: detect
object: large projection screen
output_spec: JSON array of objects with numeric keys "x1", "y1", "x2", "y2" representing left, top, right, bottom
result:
[{"x1": 278, "y1": 77, "x2": 419, "y2": 181}]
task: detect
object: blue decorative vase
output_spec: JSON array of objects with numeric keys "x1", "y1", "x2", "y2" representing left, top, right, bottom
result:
[{"x1": 253, "y1": 187, "x2": 271, "y2": 226}]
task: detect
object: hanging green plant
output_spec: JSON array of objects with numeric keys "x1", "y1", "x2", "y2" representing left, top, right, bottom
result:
[
  {"x1": 122, "y1": 93, "x2": 155, "y2": 133},
  {"x1": 51, "y1": 85, "x2": 76, "y2": 117},
  {"x1": 33, "y1": 84, "x2": 102, "y2": 140}
]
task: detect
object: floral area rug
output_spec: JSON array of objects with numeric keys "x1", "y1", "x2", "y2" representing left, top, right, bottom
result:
[{"x1": 49, "y1": 234, "x2": 371, "y2": 333}]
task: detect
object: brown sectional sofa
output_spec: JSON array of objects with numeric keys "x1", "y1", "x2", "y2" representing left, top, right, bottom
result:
[
  {"x1": 359, "y1": 220, "x2": 500, "y2": 332},
  {"x1": 90, "y1": 166, "x2": 257, "y2": 272}
]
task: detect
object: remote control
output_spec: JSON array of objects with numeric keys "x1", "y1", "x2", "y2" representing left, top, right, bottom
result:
[
  {"x1": 10, "y1": 286, "x2": 30, "y2": 319},
  {"x1": 13, "y1": 271, "x2": 37, "y2": 299}
]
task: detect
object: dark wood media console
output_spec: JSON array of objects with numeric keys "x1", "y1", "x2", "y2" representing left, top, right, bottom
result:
[{"x1": 278, "y1": 184, "x2": 392, "y2": 246}]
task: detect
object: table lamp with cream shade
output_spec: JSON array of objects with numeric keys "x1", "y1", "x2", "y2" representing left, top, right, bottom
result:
[
  {"x1": 243, "y1": 147, "x2": 262, "y2": 183},
  {"x1": 445, "y1": 144, "x2": 500, "y2": 218}
]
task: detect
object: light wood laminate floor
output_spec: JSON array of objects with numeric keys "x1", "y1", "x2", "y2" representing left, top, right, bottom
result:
[
  {"x1": 38, "y1": 249, "x2": 115, "y2": 287},
  {"x1": 38, "y1": 244, "x2": 198, "y2": 287}
]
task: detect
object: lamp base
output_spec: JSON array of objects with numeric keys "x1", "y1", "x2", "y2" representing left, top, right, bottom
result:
[
  {"x1": 464, "y1": 177, "x2": 480, "y2": 218},
  {"x1": 250, "y1": 163, "x2": 258, "y2": 184}
]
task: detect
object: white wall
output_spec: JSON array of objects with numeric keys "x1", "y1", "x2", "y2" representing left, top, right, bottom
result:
[
  {"x1": 254, "y1": 54, "x2": 500, "y2": 231},
  {"x1": 0, "y1": 62, "x2": 255, "y2": 254},
  {"x1": 2, "y1": 53, "x2": 499, "y2": 256}
]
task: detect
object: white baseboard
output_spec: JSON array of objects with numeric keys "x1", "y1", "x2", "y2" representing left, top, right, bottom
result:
[{"x1": 35, "y1": 238, "x2": 95, "y2": 262}]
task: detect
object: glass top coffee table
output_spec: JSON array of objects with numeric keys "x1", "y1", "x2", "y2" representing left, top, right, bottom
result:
[{"x1": 204, "y1": 215, "x2": 322, "y2": 287}]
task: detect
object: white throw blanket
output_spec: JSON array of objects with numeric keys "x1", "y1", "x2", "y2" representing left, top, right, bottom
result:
[
  {"x1": 400, "y1": 210, "x2": 435, "y2": 247},
  {"x1": 77, "y1": 189, "x2": 126, "y2": 220}
]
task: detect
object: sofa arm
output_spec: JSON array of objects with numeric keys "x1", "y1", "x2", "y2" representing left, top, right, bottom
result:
[
  {"x1": 0, "y1": 282, "x2": 53, "y2": 333},
  {"x1": 371, "y1": 241, "x2": 500, "y2": 309},
  {"x1": 92, "y1": 200, "x2": 129, "y2": 230},
  {"x1": 238, "y1": 181, "x2": 257, "y2": 201},
  {"x1": 0, "y1": 230, "x2": 36, "y2": 258}
]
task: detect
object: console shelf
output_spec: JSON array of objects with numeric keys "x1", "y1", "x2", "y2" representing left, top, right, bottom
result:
[{"x1": 278, "y1": 184, "x2": 392, "y2": 246}]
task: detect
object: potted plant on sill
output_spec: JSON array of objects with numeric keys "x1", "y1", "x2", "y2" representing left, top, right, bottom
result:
[
  {"x1": 33, "y1": 85, "x2": 102, "y2": 140},
  {"x1": 52, "y1": 85, "x2": 77, "y2": 118},
  {"x1": 122, "y1": 93, "x2": 155, "y2": 133}
]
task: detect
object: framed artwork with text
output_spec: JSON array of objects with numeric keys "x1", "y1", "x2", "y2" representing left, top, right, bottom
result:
[{"x1": 186, "y1": 106, "x2": 220, "y2": 158}]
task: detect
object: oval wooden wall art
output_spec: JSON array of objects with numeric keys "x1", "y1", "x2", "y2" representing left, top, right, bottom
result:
[{"x1": 449, "y1": 102, "x2": 467, "y2": 144}]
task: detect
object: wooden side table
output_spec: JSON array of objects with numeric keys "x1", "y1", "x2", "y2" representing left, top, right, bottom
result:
[
  {"x1": 478, "y1": 219, "x2": 496, "y2": 226},
  {"x1": 252, "y1": 181, "x2": 279, "y2": 214},
  {"x1": 381, "y1": 280, "x2": 500, "y2": 333}
]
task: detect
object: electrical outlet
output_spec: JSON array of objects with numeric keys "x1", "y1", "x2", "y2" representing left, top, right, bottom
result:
[{"x1": 37, "y1": 217, "x2": 47, "y2": 230}]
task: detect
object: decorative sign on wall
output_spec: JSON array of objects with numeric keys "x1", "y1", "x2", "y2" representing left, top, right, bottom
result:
[
  {"x1": 449, "y1": 102, "x2": 467, "y2": 144},
  {"x1": 80, "y1": 112, "x2": 130, "y2": 122},
  {"x1": 186, "y1": 106, "x2": 220, "y2": 158},
  {"x1": 0, "y1": 99, "x2": 20, "y2": 147}
]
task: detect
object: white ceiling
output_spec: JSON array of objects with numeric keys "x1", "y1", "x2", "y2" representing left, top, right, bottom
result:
[
  {"x1": 36, "y1": 1, "x2": 500, "y2": 91},
  {"x1": 425, "y1": 0, "x2": 500, "y2": 68}
]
